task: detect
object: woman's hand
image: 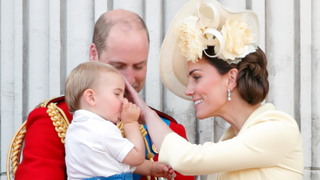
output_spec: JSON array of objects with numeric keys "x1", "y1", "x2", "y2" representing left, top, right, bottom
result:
[
  {"x1": 124, "y1": 76, "x2": 173, "y2": 151},
  {"x1": 123, "y1": 77, "x2": 151, "y2": 124}
]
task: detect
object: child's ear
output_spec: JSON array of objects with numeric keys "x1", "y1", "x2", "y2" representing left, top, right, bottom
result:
[{"x1": 84, "y1": 89, "x2": 96, "y2": 106}]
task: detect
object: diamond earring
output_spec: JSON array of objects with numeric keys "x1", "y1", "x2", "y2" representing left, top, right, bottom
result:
[{"x1": 228, "y1": 89, "x2": 231, "y2": 101}]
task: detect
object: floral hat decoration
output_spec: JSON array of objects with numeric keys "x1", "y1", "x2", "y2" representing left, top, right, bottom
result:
[{"x1": 160, "y1": 0, "x2": 260, "y2": 100}]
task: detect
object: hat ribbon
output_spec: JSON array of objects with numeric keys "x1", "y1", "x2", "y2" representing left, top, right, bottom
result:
[{"x1": 196, "y1": 0, "x2": 225, "y2": 58}]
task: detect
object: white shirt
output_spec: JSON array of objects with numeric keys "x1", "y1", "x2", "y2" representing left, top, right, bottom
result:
[{"x1": 65, "y1": 109, "x2": 135, "y2": 180}]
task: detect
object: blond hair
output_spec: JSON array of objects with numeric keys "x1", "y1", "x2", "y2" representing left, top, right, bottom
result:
[{"x1": 65, "y1": 61, "x2": 122, "y2": 114}]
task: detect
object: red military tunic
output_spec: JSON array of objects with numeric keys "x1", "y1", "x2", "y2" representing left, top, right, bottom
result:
[{"x1": 15, "y1": 96, "x2": 195, "y2": 180}]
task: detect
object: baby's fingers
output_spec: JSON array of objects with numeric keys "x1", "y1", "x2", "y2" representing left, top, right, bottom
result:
[
  {"x1": 167, "y1": 166, "x2": 174, "y2": 173},
  {"x1": 122, "y1": 98, "x2": 129, "y2": 110},
  {"x1": 166, "y1": 166, "x2": 175, "y2": 180},
  {"x1": 127, "y1": 102, "x2": 140, "y2": 112}
]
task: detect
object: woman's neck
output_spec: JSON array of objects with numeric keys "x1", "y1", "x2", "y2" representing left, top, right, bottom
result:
[{"x1": 219, "y1": 95, "x2": 261, "y2": 136}]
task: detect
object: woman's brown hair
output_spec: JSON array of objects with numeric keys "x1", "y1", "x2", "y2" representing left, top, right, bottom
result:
[{"x1": 203, "y1": 46, "x2": 269, "y2": 105}]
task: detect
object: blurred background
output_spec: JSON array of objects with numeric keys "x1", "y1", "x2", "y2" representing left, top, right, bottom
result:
[{"x1": 0, "y1": 0, "x2": 319, "y2": 179}]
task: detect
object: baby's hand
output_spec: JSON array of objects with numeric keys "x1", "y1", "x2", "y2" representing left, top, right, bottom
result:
[
  {"x1": 121, "y1": 98, "x2": 140, "y2": 124},
  {"x1": 151, "y1": 162, "x2": 176, "y2": 180}
]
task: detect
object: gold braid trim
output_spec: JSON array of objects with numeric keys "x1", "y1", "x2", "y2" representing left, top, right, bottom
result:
[
  {"x1": 117, "y1": 121, "x2": 125, "y2": 137},
  {"x1": 47, "y1": 103, "x2": 70, "y2": 144},
  {"x1": 6, "y1": 121, "x2": 27, "y2": 179},
  {"x1": 35, "y1": 98, "x2": 51, "y2": 108},
  {"x1": 117, "y1": 122, "x2": 147, "y2": 138}
]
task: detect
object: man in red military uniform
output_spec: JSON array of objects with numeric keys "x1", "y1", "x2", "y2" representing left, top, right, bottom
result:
[{"x1": 15, "y1": 9, "x2": 195, "y2": 180}]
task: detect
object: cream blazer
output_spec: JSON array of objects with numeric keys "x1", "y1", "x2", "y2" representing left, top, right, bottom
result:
[{"x1": 159, "y1": 103, "x2": 303, "y2": 180}]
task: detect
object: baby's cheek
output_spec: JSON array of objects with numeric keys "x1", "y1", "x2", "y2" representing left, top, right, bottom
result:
[{"x1": 117, "y1": 103, "x2": 124, "y2": 113}]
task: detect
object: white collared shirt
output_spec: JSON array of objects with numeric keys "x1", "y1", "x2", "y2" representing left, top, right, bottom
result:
[{"x1": 65, "y1": 109, "x2": 135, "y2": 180}]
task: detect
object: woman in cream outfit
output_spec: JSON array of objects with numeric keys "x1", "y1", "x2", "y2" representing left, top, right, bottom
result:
[{"x1": 125, "y1": 0, "x2": 304, "y2": 179}]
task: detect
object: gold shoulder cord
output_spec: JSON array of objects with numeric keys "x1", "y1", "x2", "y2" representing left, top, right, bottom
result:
[
  {"x1": 47, "y1": 103, "x2": 70, "y2": 143},
  {"x1": 6, "y1": 121, "x2": 27, "y2": 179}
]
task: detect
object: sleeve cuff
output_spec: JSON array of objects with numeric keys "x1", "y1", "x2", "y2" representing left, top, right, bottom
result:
[{"x1": 115, "y1": 140, "x2": 135, "y2": 162}]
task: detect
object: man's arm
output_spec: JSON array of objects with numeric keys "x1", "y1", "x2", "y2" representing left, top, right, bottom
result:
[{"x1": 15, "y1": 99, "x2": 72, "y2": 180}]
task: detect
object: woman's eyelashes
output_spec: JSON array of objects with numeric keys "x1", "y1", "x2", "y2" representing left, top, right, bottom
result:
[{"x1": 193, "y1": 75, "x2": 200, "y2": 81}]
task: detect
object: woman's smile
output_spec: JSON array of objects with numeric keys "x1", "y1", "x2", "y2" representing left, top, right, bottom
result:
[{"x1": 194, "y1": 99, "x2": 203, "y2": 107}]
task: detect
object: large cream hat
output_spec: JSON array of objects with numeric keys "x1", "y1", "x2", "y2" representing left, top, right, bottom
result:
[{"x1": 160, "y1": 0, "x2": 260, "y2": 100}]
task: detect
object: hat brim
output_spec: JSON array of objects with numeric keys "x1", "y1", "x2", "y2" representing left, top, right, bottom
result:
[{"x1": 160, "y1": 0, "x2": 260, "y2": 101}]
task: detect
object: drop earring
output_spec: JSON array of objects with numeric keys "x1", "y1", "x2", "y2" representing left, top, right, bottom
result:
[{"x1": 227, "y1": 89, "x2": 231, "y2": 101}]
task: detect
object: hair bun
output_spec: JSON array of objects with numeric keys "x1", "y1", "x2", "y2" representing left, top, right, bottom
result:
[
  {"x1": 236, "y1": 47, "x2": 269, "y2": 104},
  {"x1": 248, "y1": 63, "x2": 262, "y2": 78}
]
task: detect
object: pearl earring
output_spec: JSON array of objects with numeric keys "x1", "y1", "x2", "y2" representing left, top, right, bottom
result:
[{"x1": 228, "y1": 89, "x2": 231, "y2": 101}]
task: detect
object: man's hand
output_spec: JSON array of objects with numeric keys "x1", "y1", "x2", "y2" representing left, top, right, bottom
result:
[
  {"x1": 151, "y1": 162, "x2": 176, "y2": 180},
  {"x1": 120, "y1": 98, "x2": 140, "y2": 124}
]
